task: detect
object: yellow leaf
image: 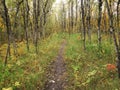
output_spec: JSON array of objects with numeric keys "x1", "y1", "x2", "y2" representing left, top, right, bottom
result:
[
  {"x1": 2, "y1": 87, "x2": 13, "y2": 90},
  {"x1": 14, "y1": 81, "x2": 20, "y2": 87}
]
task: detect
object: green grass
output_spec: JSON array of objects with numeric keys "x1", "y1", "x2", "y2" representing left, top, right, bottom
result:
[
  {"x1": 64, "y1": 33, "x2": 120, "y2": 90},
  {"x1": 0, "y1": 32, "x2": 120, "y2": 90},
  {"x1": 0, "y1": 33, "x2": 63, "y2": 90}
]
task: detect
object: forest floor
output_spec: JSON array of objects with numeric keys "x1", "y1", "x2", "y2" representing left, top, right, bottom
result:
[
  {"x1": 1, "y1": 33, "x2": 120, "y2": 90},
  {"x1": 44, "y1": 39, "x2": 67, "y2": 90}
]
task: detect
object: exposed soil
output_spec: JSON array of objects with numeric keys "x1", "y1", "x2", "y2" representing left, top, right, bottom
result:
[{"x1": 44, "y1": 40, "x2": 67, "y2": 90}]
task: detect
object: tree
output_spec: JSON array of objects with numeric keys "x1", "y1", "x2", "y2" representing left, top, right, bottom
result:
[
  {"x1": 98, "y1": 0, "x2": 103, "y2": 47},
  {"x1": 117, "y1": 0, "x2": 120, "y2": 47},
  {"x1": 33, "y1": 0, "x2": 38, "y2": 53},
  {"x1": 81, "y1": 0, "x2": 86, "y2": 50},
  {"x1": 1, "y1": 0, "x2": 12, "y2": 65},
  {"x1": 105, "y1": 0, "x2": 120, "y2": 78},
  {"x1": 68, "y1": 0, "x2": 71, "y2": 36},
  {"x1": 71, "y1": 0, "x2": 74, "y2": 33},
  {"x1": 75, "y1": 0, "x2": 78, "y2": 27},
  {"x1": 62, "y1": 3, "x2": 66, "y2": 31},
  {"x1": 23, "y1": 0, "x2": 30, "y2": 51},
  {"x1": 86, "y1": 0, "x2": 91, "y2": 42}
]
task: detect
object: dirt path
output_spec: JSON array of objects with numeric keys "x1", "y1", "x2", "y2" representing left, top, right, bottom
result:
[{"x1": 44, "y1": 40, "x2": 67, "y2": 90}]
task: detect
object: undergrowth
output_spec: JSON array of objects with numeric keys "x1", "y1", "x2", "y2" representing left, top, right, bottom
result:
[
  {"x1": 65, "y1": 33, "x2": 120, "y2": 90},
  {"x1": 0, "y1": 33, "x2": 62, "y2": 90},
  {"x1": 1, "y1": 33, "x2": 120, "y2": 90}
]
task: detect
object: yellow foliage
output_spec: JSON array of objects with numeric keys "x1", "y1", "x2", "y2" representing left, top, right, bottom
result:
[
  {"x1": 0, "y1": 17, "x2": 4, "y2": 31},
  {"x1": 7, "y1": 64, "x2": 13, "y2": 69},
  {"x1": 11, "y1": 55, "x2": 17, "y2": 61},
  {"x1": 0, "y1": 44, "x2": 7, "y2": 58},
  {"x1": 0, "y1": 44, "x2": 7, "y2": 49},
  {"x1": 18, "y1": 41, "x2": 25, "y2": 46},
  {"x1": 14, "y1": 81, "x2": 20, "y2": 87},
  {"x1": 17, "y1": 41, "x2": 26, "y2": 56},
  {"x1": 16, "y1": 61, "x2": 21, "y2": 66},
  {"x1": 0, "y1": 44, "x2": 16, "y2": 59},
  {"x1": 17, "y1": 47, "x2": 26, "y2": 56},
  {"x1": 0, "y1": 41, "x2": 27, "y2": 60},
  {"x1": 2, "y1": 87, "x2": 13, "y2": 90}
]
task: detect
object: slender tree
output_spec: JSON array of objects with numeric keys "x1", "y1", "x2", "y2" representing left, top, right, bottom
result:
[
  {"x1": 1, "y1": 0, "x2": 12, "y2": 65},
  {"x1": 75, "y1": 0, "x2": 78, "y2": 27},
  {"x1": 81, "y1": 0, "x2": 86, "y2": 50},
  {"x1": 71, "y1": 0, "x2": 74, "y2": 33},
  {"x1": 12, "y1": 0, "x2": 23, "y2": 56},
  {"x1": 87, "y1": 0, "x2": 91, "y2": 42},
  {"x1": 117, "y1": 0, "x2": 120, "y2": 47},
  {"x1": 105, "y1": 0, "x2": 120, "y2": 78},
  {"x1": 68, "y1": 1, "x2": 71, "y2": 36},
  {"x1": 33, "y1": 0, "x2": 38, "y2": 53},
  {"x1": 23, "y1": 0, "x2": 30, "y2": 51},
  {"x1": 98, "y1": 0, "x2": 103, "y2": 48}
]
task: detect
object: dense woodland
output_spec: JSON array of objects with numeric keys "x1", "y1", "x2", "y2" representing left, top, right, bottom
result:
[{"x1": 0, "y1": 0, "x2": 120, "y2": 90}]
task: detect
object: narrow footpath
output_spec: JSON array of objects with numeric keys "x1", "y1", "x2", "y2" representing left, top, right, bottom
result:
[{"x1": 44, "y1": 40, "x2": 67, "y2": 90}]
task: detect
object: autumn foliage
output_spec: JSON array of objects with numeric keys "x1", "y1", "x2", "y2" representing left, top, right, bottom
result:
[{"x1": 106, "y1": 64, "x2": 116, "y2": 72}]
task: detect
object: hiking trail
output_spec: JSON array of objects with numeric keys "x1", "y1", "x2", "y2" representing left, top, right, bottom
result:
[{"x1": 44, "y1": 40, "x2": 67, "y2": 90}]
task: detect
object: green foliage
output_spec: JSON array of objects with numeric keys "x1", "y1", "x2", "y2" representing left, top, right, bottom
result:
[
  {"x1": 0, "y1": 33, "x2": 63, "y2": 89},
  {"x1": 0, "y1": 33, "x2": 119, "y2": 89},
  {"x1": 65, "y1": 33, "x2": 119, "y2": 90}
]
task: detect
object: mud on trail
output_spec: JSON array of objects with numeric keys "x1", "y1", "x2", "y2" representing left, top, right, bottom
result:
[{"x1": 44, "y1": 40, "x2": 67, "y2": 90}]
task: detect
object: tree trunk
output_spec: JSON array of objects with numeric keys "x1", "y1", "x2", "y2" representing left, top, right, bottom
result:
[
  {"x1": 105, "y1": 0, "x2": 120, "y2": 78},
  {"x1": 87, "y1": 0, "x2": 91, "y2": 43},
  {"x1": 63, "y1": 4, "x2": 66, "y2": 31},
  {"x1": 23, "y1": 0, "x2": 29, "y2": 51},
  {"x1": 12, "y1": 0, "x2": 24, "y2": 56},
  {"x1": 117, "y1": 0, "x2": 120, "y2": 78},
  {"x1": 81, "y1": 0, "x2": 86, "y2": 50},
  {"x1": 68, "y1": 1, "x2": 71, "y2": 36},
  {"x1": 71, "y1": 0, "x2": 74, "y2": 33},
  {"x1": 98, "y1": 0, "x2": 102, "y2": 48},
  {"x1": 2, "y1": 0, "x2": 12, "y2": 65},
  {"x1": 75, "y1": 0, "x2": 78, "y2": 27},
  {"x1": 117, "y1": 0, "x2": 120, "y2": 47},
  {"x1": 33, "y1": 0, "x2": 38, "y2": 53}
]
